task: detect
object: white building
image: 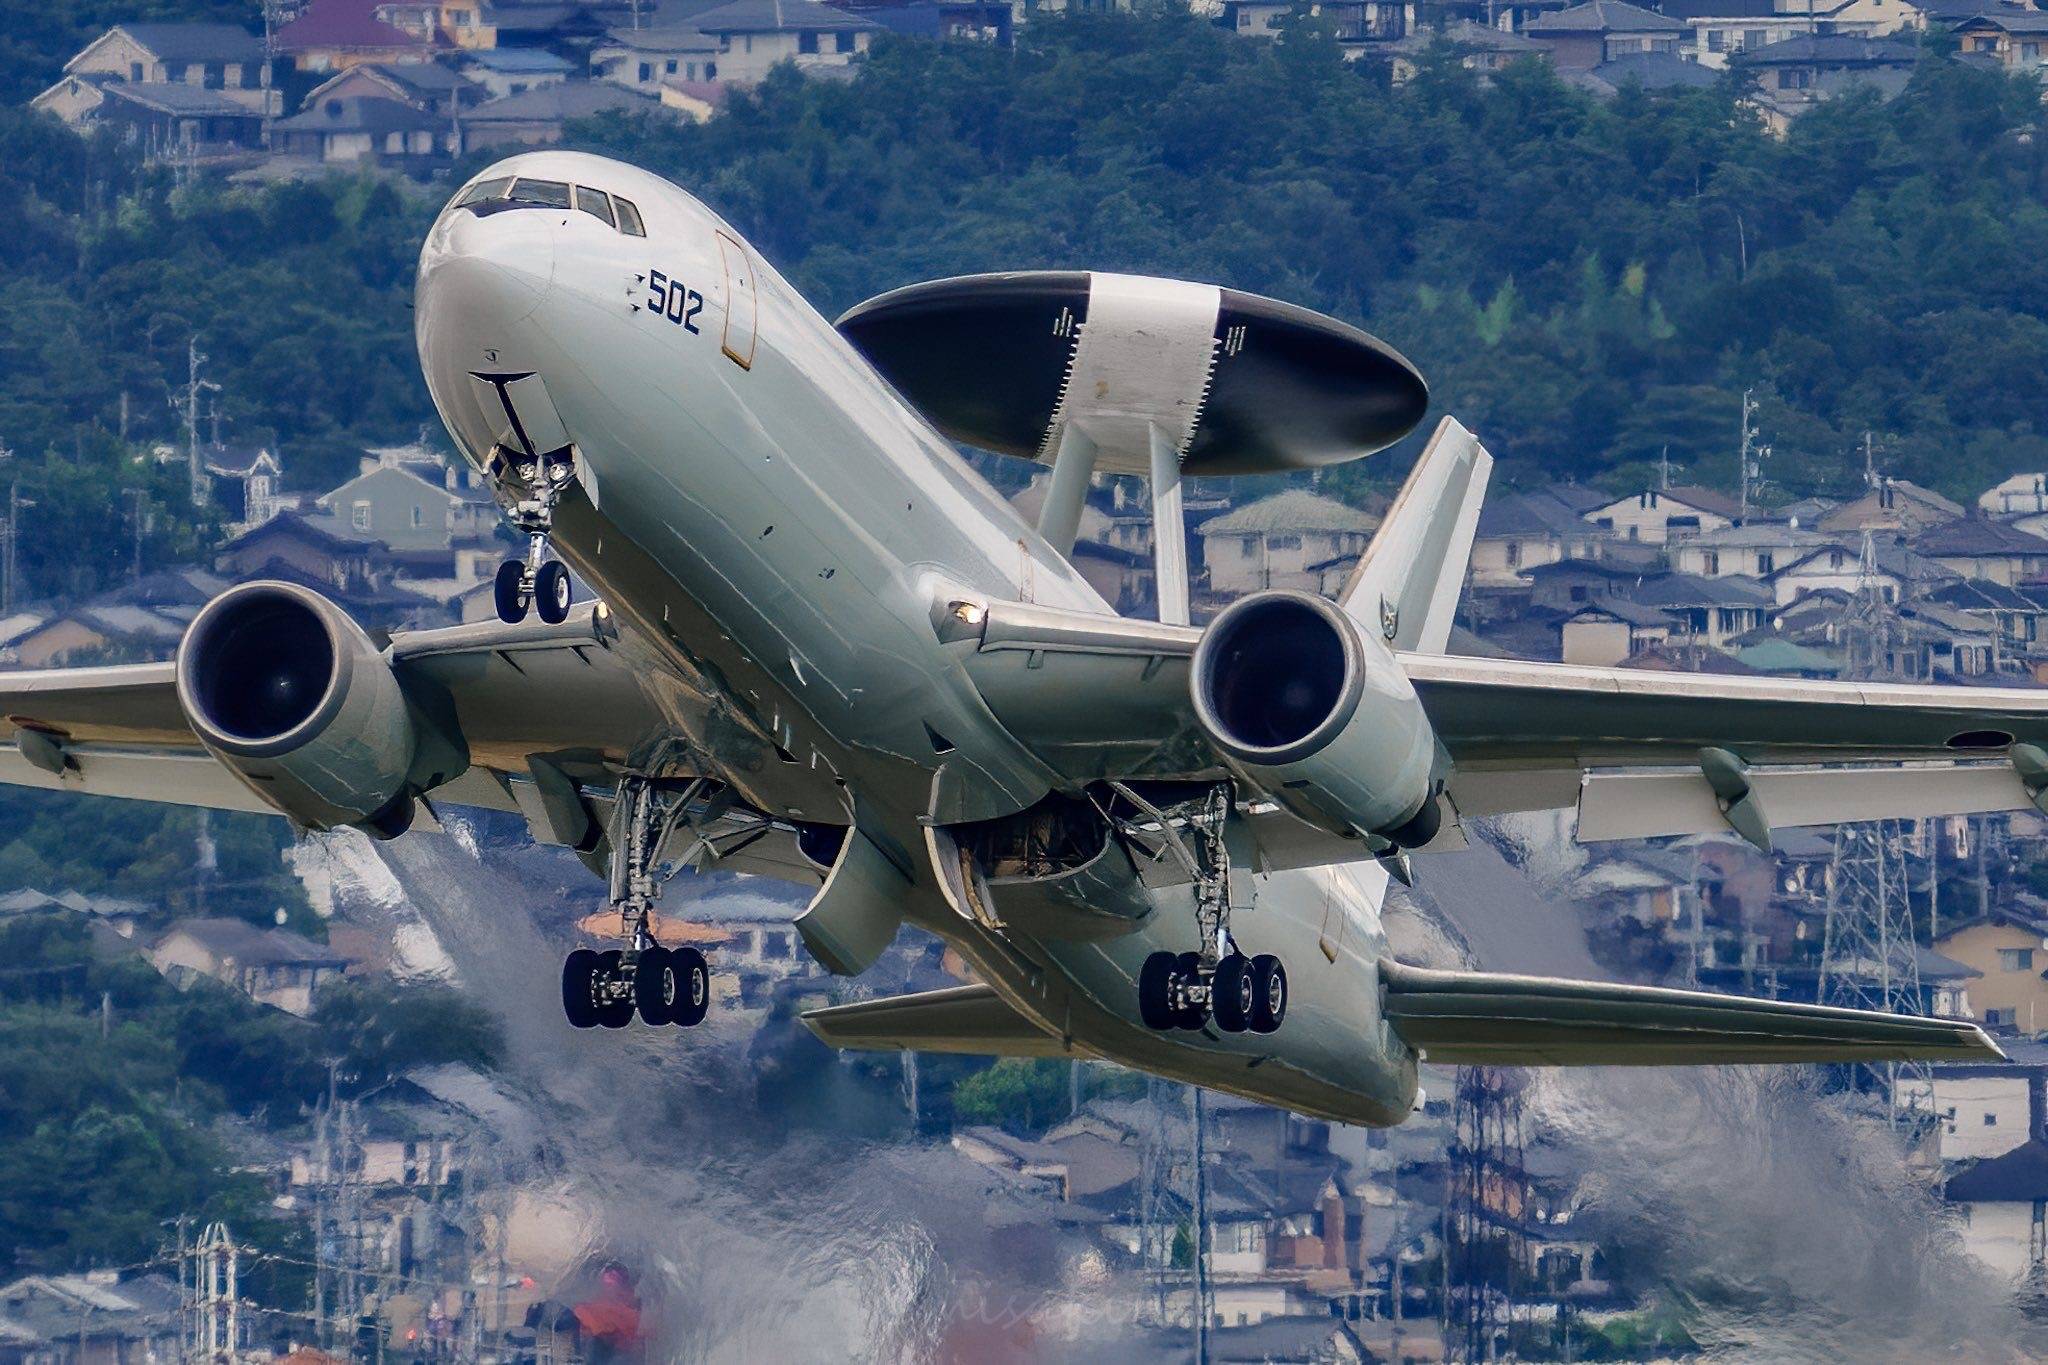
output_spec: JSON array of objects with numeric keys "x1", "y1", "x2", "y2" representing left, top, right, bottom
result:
[
  {"x1": 689, "y1": 0, "x2": 880, "y2": 86},
  {"x1": 1198, "y1": 489, "x2": 1380, "y2": 596},
  {"x1": 1584, "y1": 485, "x2": 1741, "y2": 545}
]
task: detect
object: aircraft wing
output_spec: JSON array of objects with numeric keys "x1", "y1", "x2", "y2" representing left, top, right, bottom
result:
[
  {"x1": 1380, "y1": 959, "x2": 2003, "y2": 1065},
  {"x1": 955, "y1": 601, "x2": 2048, "y2": 852},
  {"x1": 0, "y1": 606, "x2": 818, "y2": 882},
  {"x1": 800, "y1": 983, "x2": 1069, "y2": 1056}
]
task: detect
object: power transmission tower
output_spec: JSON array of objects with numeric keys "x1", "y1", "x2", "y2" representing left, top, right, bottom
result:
[
  {"x1": 1138, "y1": 1077, "x2": 1177, "y2": 1326},
  {"x1": 1818, "y1": 821, "x2": 1930, "y2": 1125},
  {"x1": 1443, "y1": 1067, "x2": 1528, "y2": 1363},
  {"x1": 191, "y1": 1222, "x2": 242, "y2": 1362}
]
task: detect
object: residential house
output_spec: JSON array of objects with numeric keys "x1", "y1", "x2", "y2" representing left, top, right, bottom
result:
[
  {"x1": 1560, "y1": 598, "x2": 1676, "y2": 665},
  {"x1": 0, "y1": 1274, "x2": 184, "y2": 1365},
  {"x1": 1763, "y1": 539, "x2": 1914, "y2": 605},
  {"x1": 458, "y1": 47, "x2": 574, "y2": 99},
  {"x1": 1981, "y1": 472, "x2": 2048, "y2": 518},
  {"x1": 1817, "y1": 478, "x2": 1962, "y2": 535},
  {"x1": 1897, "y1": 1039, "x2": 2048, "y2": 1164},
  {"x1": 77, "y1": 82, "x2": 270, "y2": 157},
  {"x1": 276, "y1": 0, "x2": 436, "y2": 73},
  {"x1": 1198, "y1": 489, "x2": 1380, "y2": 596},
  {"x1": 9, "y1": 603, "x2": 190, "y2": 666},
  {"x1": 1585, "y1": 484, "x2": 1740, "y2": 545},
  {"x1": 460, "y1": 81, "x2": 662, "y2": 148},
  {"x1": 318, "y1": 454, "x2": 497, "y2": 552},
  {"x1": 1669, "y1": 523, "x2": 1832, "y2": 580},
  {"x1": 31, "y1": 23, "x2": 278, "y2": 122},
  {"x1": 1668, "y1": 0, "x2": 1815, "y2": 67},
  {"x1": 689, "y1": 0, "x2": 882, "y2": 84},
  {"x1": 299, "y1": 60, "x2": 489, "y2": 115},
  {"x1": 1737, "y1": 33, "x2": 1918, "y2": 125},
  {"x1": 376, "y1": 0, "x2": 500, "y2": 49},
  {"x1": 1924, "y1": 577, "x2": 2048, "y2": 658},
  {"x1": 594, "y1": 25, "x2": 723, "y2": 92},
  {"x1": 271, "y1": 93, "x2": 454, "y2": 163},
  {"x1": 1898, "y1": 597, "x2": 2001, "y2": 676},
  {"x1": 203, "y1": 442, "x2": 289, "y2": 531},
  {"x1": 852, "y1": 0, "x2": 1015, "y2": 47},
  {"x1": 1388, "y1": 20, "x2": 1548, "y2": 80},
  {"x1": 489, "y1": 0, "x2": 623, "y2": 51},
  {"x1": 150, "y1": 917, "x2": 351, "y2": 1014},
  {"x1": 1911, "y1": 517, "x2": 2048, "y2": 588},
  {"x1": 1944, "y1": 1139, "x2": 2048, "y2": 1281},
  {"x1": 1525, "y1": 0, "x2": 1686, "y2": 70},
  {"x1": 1521, "y1": 555, "x2": 1646, "y2": 611},
  {"x1": 1949, "y1": 7, "x2": 2048, "y2": 69},
  {"x1": 1934, "y1": 908, "x2": 2048, "y2": 1035},
  {"x1": 1470, "y1": 491, "x2": 1611, "y2": 585},
  {"x1": 1628, "y1": 571, "x2": 1773, "y2": 647},
  {"x1": 1572, "y1": 48, "x2": 1721, "y2": 92}
]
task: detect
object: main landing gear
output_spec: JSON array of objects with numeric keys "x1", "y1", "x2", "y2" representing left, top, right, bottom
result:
[
  {"x1": 561, "y1": 775, "x2": 711, "y2": 1030},
  {"x1": 494, "y1": 448, "x2": 575, "y2": 626},
  {"x1": 1108, "y1": 782, "x2": 1289, "y2": 1037}
]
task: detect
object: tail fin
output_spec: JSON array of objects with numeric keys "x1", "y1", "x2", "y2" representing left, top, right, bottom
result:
[{"x1": 1337, "y1": 417, "x2": 1492, "y2": 655}]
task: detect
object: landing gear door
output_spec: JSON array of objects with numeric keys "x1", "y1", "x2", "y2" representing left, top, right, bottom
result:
[{"x1": 715, "y1": 230, "x2": 757, "y2": 371}]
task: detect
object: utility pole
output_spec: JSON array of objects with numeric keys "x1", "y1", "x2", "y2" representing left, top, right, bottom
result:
[
  {"x1": 1658, "y1": 444, "x2": 1672, "y2": 492},
  {"x1": 0, "y1": 475, "x2": 33, "y2": 617},
  {"x1": 1192, "y1": 1085, "x2": 1212, "y2": 1365},
  {"x1": 121, "y1": 489, "x2": 148, "y2": 581},
  {"x1": 1736, "y1": 389, "x2": 1767, "y2": 523},
  {"x1": 174, "y1": 337, "x2": 222, "y2": 509}
]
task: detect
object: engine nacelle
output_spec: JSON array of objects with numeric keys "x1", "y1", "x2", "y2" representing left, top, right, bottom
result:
[
  {"x1": 1190, "y1": 590, "x2": 1442, "y2": 847},
  {"x1": 175, "y1": 582, "x2": 468, "y2": 837}
]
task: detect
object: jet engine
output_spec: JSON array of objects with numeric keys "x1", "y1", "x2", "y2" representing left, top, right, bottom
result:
[
  {"x1": 1189, "y1": 590, "x2": 1442, "y2": 847},
  {"x1": 175, "y1": 582, "x2": 468, "y2": 838}
]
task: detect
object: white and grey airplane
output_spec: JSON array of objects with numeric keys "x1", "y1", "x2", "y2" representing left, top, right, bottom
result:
[{"x1": 3, "y1": 149, "x2": 2030, "y2": 1127}]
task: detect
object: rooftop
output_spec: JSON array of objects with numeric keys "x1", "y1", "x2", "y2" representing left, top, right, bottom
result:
[
  {"x1": 98, "y1": 82, "x2": 266, "y2": 118},
  {"x1": 1477, "y1": 489, "x2": 1597, "y2": 538},
  {"x1": 96, "y1": 22, "x2": 266, "y2": 65},
  {"x1": 461, "y1": 47, "x2": 575, "y2": 72},
  {"x1": 1584, "y1": 51, "x2": 1720, "y2": 89},
  {"x1": 1737, "y1": 33, "x2": 1922, "y2": 63},
  {"x1": 1528, "y1": 0, "x2": 1685, "y2": 33},
  {"x1": 274, "y1": 94, "x2": 446, "y2": 135},
  {"x1": 691, "y1": 0, "x2": 884, "y2": 30},
  {"x1": 155, "y1": 917, "x2": 349, "y2": 968},
  {"x1": 275, "y1": 0, "x2": 431, "y2": 54},
  {"x1": 1197, "y1": 488, "x2": 1380, "y2": 537},
  {"x1": 463, "y1": 81, "x2": 661, "y2": 123},
  {"x1": 1946, "y1": 1138, "x2": 2048, "y2": 1202}
]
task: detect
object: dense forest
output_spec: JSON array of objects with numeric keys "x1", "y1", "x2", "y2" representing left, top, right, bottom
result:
[{"x1": 3, "y1": 10, "x2": 2048, "y2": 580}]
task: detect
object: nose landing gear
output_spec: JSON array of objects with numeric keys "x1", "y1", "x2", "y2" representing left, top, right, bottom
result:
[
  {"x1": 560, "y1": 774, "x2": 714, "y2": 1030},
  {"x1": 493, "y1": 448, "x2": 576, "y2": 625}
]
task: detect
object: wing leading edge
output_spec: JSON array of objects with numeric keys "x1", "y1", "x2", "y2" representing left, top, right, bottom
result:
[{"x1": 1380, "y1": 959, "x2": 2003, "y2": 1066}]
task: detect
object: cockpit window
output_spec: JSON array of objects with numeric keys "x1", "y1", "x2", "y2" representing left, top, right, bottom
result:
[
  {"x1": 613, "y1": 196, "x2": 646, "y2": 237},
  {"x1": 510, "y1": 178, "x2": 572, "y2": 209},
  {"x1": 574, "y1": 185, "x2": 616, "y2": 228},
  {"x1": 456, "y1": 176, "x2": 512, "y2": 207}
]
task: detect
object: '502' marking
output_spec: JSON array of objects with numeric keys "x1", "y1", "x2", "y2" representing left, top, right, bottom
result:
[{"x1": 647, "y1": 269, "x2": 703, "y2": 333}]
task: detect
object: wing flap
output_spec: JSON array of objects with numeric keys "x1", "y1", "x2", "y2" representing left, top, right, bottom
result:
[
  {"x1": 801, "y1": 983, "x2": 1068, "y2": 1057},
  {"x1": 1380, "y1": 958, "x2": 2003, "y2": 1066},
  {"x1": 1576, "y1": 761, "x2": 2032, "y2": 843}
]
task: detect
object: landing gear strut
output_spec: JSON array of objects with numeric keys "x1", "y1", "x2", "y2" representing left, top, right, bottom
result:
[
  {"x1": 1114, "y1": 782, "x2": 1288, "y2": 1036},
  {"x1": 561, "y1": 775, "x2": 711, "y2": 1030},
  {"x1": 494, "y1": 448, "x2": 576, "y2": 625}
]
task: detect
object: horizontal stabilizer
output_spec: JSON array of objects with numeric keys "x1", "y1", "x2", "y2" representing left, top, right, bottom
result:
[
  {"x1": 1381, "y1": 959, "x2": 2003, "y2": 1066},
  {"x1": 801, "y1": 983, "x2": 1068, "y2": 1057}
]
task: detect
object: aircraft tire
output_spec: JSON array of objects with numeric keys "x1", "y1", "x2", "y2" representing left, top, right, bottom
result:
[
  {"x1": 1212, "y1": 954, "x2": 1253, "y2": 1034},
  {"x1": 562, "y1": 948, "x2": 601, "y2": 1029},
  {"x1": 670, "y1": 946, "x2": 711, "y2": 1027},
  {"x1": 1249, "y1": 954, "x2": 1287, "y2": 1034},
  {"x1": 633, "y1": 946, "x2": 676, "y2": 1026},
  {"x1": 494, "y1": 560, "x2": 529, "y2": 624},
  {"x1": 595, "y1": 950, "x2": 634, "y2": 1028},
  {"x1": 536, "y1": 561, "x2": 572, "y2": 625},
  {"x1": 1138, "y1": 951, "x2": 1177, "y2": 1031},
  {"x1": 1175, "y1": 951, "x2": 1208, "y2": 1030}
]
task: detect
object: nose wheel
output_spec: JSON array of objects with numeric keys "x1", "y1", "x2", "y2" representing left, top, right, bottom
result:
[{"x1": 492, "y1": 449, "x2": 576, "y2": 625}]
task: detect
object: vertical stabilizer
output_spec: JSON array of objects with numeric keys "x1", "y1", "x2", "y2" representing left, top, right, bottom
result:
[{"x1": 1337, "y1": 417, "x2": 1492, "y2": 655}]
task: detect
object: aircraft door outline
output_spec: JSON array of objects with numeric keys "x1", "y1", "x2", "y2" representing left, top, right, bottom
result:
[{"x1": 716, "y1": 230, "x2": 757, "y2": 371}]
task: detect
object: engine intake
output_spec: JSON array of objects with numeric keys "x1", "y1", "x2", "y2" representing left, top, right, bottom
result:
[
  {"x1": 176, "y1": 582, "x2": 467, "y2": 837},
  {"x1": 1190, "y1": 590, "x2": 1441, "y2": 846}
]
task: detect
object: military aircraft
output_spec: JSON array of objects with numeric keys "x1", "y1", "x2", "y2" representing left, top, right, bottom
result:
[{"x1": 2, "y1": 149, "x2": 2028, "y2": 1127}]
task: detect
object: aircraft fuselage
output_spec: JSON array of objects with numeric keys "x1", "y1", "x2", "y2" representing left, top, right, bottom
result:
[{"x1": 416, "y1": 151, "x2": 1418, "y2": 1126}]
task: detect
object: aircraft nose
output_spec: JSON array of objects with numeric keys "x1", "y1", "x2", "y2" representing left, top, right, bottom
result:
[{"x1": 416, "y1": 204, "x2": 558, "y2": 339}]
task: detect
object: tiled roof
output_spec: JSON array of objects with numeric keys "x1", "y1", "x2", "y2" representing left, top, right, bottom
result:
[
  {"x1": 1528, "y1": 0, "x2": 1684, "y2": 33},
  {"x1": 1476, "y1": 490, "x2": 1594, "y2": 538},
  {"x1": 1587, "y1": 51, "x2": 1720, "y2": 89},
  {"x1": 274, "y1": 94, "x2": 445, "y2": 134},
  {"x1": 691, "y1": 0, "x2": 883, "y2": 30},
  {"x1": 1913, "y1": 517, "x2": 2048, "y2": 557},
  {"x1": 156, "y1": 917, "x2": 349, "y2": 967},
  {"x1": 276, "y1": 0, "x2": 430, "y2": 54},
  {"x1": 106, "y1": 22, "x2": 266, "y2": 64},
  {"x1": 1736, "y1": 33, "x2": 1920, "y2": 62},
  {"x1": 1946, "y1": 1139, "x2": 2048, "y2": 1202},
  {"x1": 1198, "y1": 488, "x2": 1380, "y2": 536},
  {"x1": 462, "y1": 81, "x2": 659, "y2": 122},
  {"x1": 99, "y1": 82, "x2": 263, "y2": 117},
  {"x1": 1628, "y1": 571, "x2": 1773, "y2": 608}
]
